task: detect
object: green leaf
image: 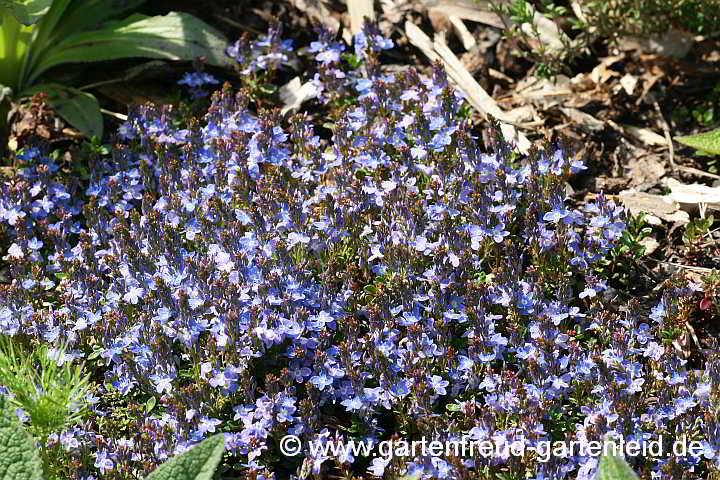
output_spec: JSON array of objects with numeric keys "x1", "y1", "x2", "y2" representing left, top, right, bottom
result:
[
  {"x1": 87, "y1": 346, "x2": 104, "y2": 361},
  {"x1": 22, "y1": 83, "x2": 102, "y2": 138},
  {"x1": 145, "y1": 396, "x2": 156, "y2": 414},
  {"x1": 145, "y1": 433, "x2": 225, "y2": 480},
  {"x1": 0, "y1": 396, "x2": 44, "y2": 480},
  {"x1": 45, "y1": 0, "x2": 146, "y2": 44},
  {"x1": 675, "y1": 128, "x2": 720, "y2": 155},
  {"x1": 0, "y1": 0, "x2": 51, "y2": 25},
  {"x1": 0, "y1": 9, "x2": 34, "y2": 91},
  {"x1": 596, "y1": 443, "x2": 640, "y2": 480},
  {"x1": 16, "y1": 0, "x2": 75, "y2": 87},
  {"x1": 26, "y1": 11, "x2": 229, "y2": 85}
]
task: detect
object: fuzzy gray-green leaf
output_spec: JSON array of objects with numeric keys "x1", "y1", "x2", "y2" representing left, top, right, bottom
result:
[
  {"x1": 596, "y1": 447, "x2": 640, "y2": 480},
  {"x1": 144, "y1": 433, "x2": 225, "y2": 480},
  {"x1": 0, "y1": 396, "x2": 44, "y2": 480}
]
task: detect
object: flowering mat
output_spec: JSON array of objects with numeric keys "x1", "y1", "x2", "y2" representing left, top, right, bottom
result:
[{"x1": 2, "y1": 2, "x2": 720, "y2": 480}]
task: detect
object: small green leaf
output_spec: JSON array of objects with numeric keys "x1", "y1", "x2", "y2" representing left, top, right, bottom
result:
[
  {"x1": 0, "y1": 396, "x2": 44, "y2": 480},
  {"x1": 23, "y1": 83, "x2": 102, "y2": 138},
  {"x1": 144, "y1": 433, "x2": 225, "y2": 480},
  {"x1": 145, "y1": 396, "x2": 156, "y2": 414},
  {"x1": 596, "y1": 443, "x2": 640, "y2": 480},
  {"x1": 675, "y1": 128, "x2": 720, "y2": 155},
  {"x1": 87, "y1": 347, "x2": 104, "y2": 361},
  {"x1": 0, "y1": 0, "x2": 51, "y2": 25}
]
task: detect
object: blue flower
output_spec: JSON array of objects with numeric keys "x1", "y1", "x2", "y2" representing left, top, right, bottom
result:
[
  {"x1": 123, "y1": 286, "x2": 144, "y2": 305},
  {"x1": 150, "y1": 374, "x2": 174, "y2": 394},
  {"x1": 367, "y1": 457, "x2": 390, "y2": 476},
  {"x1": 310, "y1": 373, "x2": 334, "y2": 390},
  {"x1": 543, "y1": 204, "x2": 570, "y2": 223},
  {"x1": 197, "y1": 416, "x2": 222, "y2": 435},
  {"x1": 178, "y1": 72, "x2": 219, "y2": 87},
  {"x1": 428, "y1": 375, "x2": 449, "y2": 395},
  {"x1": 340, "y1": 396, "x2": 364, "y2": 412},
  {"x1": 390, "y1": 379, "x2": 412, "y2": 398},
  {"x1": 94, "y1": 450, "x2": 114, "y2": 474},
  {"x1": 650, "y1": 299, "x2": 666, "y2": 322}
]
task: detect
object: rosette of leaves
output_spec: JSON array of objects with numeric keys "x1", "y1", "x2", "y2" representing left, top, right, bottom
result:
[
  {"x1": 0, "y1": 0, "x2": 229, "y2": 142},
  {"x1": 0, "y1": 335, "x2": 92, "y2": 446}
]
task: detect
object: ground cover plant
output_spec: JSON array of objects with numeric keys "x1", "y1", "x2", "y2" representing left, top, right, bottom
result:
[
  {"x1": 1, "y1": 15, "x2": 720, "y2": 480},
  {"x1": 0, "y1": 372, "x2": 656, "y2": 480}
]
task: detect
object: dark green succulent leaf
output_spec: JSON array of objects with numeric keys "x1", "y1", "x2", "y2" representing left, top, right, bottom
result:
[{"x1": 78, "y1": 59, "x2": 168, "y2": 90}]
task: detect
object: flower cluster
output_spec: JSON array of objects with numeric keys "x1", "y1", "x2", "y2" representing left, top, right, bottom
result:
[
  {"x1": 177, "y1": 72, "x2": 220, "y2": 99},
  {"x1": 307, "y1": 22, "x2": 393, "y2": 106},
  {"x1": 0, "y1": 23, "x2": 717, "y2": 480},
  {"x1": 226, "y1": 22, "x2": 294, "y2": 76}
]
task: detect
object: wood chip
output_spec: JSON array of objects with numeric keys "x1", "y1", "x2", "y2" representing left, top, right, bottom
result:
[
  {"x1": 639, "y1": 236, "x2": 660, "y2": 255},
  {"x1": 279, "y1": 77, "x2": 318, "y2": 115},
  {"x1": 676, "y1": 166, "x2": 720, "y2": 181},
  {"x1": 663, "y1": 177, "x2": 720, "y2": 213},
  {"x1": 504, "y1": 105, "x2": 535, "y2": 123},
  {"x1": 426, "y1": 2, "x2": 505, "y2": 29},
  {"x1": 623, "y1": 156, "x2": 666, "y2": 189},
  {"x1": 347, "y1": 0, "x2": 375, "y2": 36},
  {"x1": 619, "y1": 191, "x2": 690, "y2": 225},
  {"x1": 488, "y1": 67, "x2": 512, "y2": 83},
  {"x1": 590, "y1": 57, "x2": 622, "y2": 84},
  {"x1": 619, "y1": 29, "x2": 695, "y2": 58},
  {"x1": 619, "y1": 74, "x2": 638, "y2": 95},
  {"x1": 289, "y1": 0, "x2": 341, "y2": 34},
  {"x1": 448, "y1": 16, "x2": 476, "y2": 50},
  {"x1": 620, "y1": 124, "x2": 667, "y2": 147},
  {"x1": 515, "y1": 75, "x2": 573, "y2": 109},
  {"x1": 560, "y1": 107, "x2": 604, "y2": 132}
]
